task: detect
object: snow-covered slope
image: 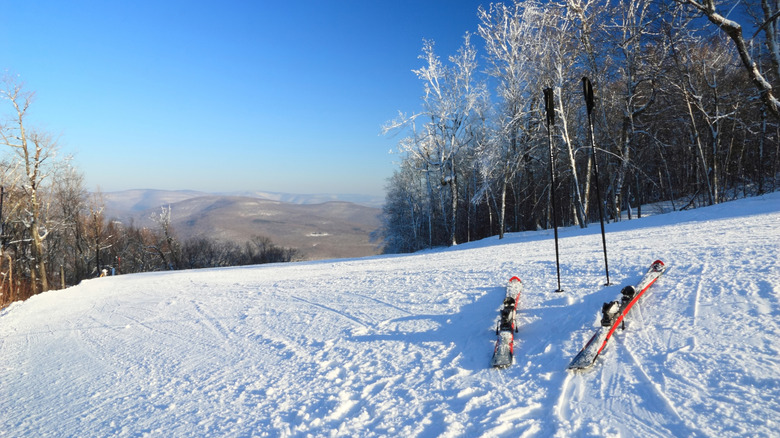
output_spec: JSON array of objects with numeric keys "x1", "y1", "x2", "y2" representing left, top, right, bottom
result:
[{"x1": 2, "y1": 193, "x2": 779, "y2": 437}]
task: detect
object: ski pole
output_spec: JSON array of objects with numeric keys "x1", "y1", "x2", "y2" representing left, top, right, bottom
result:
[
  {"x1": 582, "y1": 77, "x2": 611, "y2": 286},
  {"x1": 544, "y1": 87, "x2": 563, "y2": 293}
]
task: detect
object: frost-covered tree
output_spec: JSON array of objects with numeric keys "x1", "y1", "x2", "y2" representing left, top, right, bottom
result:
[
  {"x1": 597, "y1": 0, "x2": 667, "y2": 220},
  {"x1": 379, "y1": 0, "x2": 779, "y2": 254},
  {"x1": 50, "y1": 164, "x2": 89, "y2": 284},
  {"x1": 677, "y1": 0, "x2": 780, "y2": 117},
  {"x1": 0, "y1": 77, "x2": 55, "y2": 293},
  {"x1": 668, "y1": 32, "x2": 742, "y2": 205},
  {"x1": 380, "y1": 163, "x2": 425, "y2": 253},
  {"x1": 534, "y1": 4, "x2": 588, "y2": 227},
  {"x1": 149, "y1": 205, "x2": 180, "y2": 270},
  {"x1": 384, "y1": 34, "x2": 487, "y2": 247},
  {"x1": 478, "y1": 1, "x2": 542, "y2": 238}
]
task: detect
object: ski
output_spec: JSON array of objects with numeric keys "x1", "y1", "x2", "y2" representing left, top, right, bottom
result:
[
  {"x1": 567, "y1": 260, "x2": 667, "y2": 371},
  {"x1": 491, "y1": 276, "x2": 523, "y2": 368}
]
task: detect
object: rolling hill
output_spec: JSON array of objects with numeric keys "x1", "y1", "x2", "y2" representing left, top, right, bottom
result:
[{"x1": 102, "y1": 190, "x2": 383, "y2": 260}]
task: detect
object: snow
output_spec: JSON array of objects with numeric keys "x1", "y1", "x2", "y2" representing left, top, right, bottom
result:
[{"x1": 2, "y1": 192, "x2": 779, "y2": 437}]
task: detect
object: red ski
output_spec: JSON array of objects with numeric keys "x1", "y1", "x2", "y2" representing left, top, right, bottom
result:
[
  {"x1": 491, "y1": 277, "x2": 523, "y2": 368},
  {"x1": 567, "y1": 260, "x2": 667, "y2": 371}
]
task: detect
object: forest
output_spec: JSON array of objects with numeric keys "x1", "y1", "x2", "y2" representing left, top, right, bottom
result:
[{"x1": 379, "y1": 0, "x2": 780, "y2": 253}]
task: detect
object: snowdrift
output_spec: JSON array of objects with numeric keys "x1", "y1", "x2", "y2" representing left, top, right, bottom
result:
[{"x1": 2, "y1": 193, "x2": 779, "y2": 437}]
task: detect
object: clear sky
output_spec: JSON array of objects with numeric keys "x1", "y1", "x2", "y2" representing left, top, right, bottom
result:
[{"x1": 1, "y1": 0, "x2": 488, "y2": 197}]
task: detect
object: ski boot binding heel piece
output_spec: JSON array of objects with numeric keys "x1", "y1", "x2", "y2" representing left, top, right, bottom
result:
[{"x1": 601, "y1": 301, "x2": 620, "y2": 327}]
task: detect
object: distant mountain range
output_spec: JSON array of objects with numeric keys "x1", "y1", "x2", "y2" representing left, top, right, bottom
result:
[
  {"x1": 102, "y1": 189, "x2": 384, "y2": 260},
  {"x1": 218, "y1": 191, "x2": 385, "y2": 208}
]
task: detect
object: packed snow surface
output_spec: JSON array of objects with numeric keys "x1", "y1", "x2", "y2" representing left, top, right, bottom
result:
[{"x1": 2, "y1": 193, "x2": 779, "y2": 437}]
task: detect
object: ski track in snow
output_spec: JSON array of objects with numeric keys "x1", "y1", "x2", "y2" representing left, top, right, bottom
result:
[{"x1": 1, "y1": 193, "x2": 780, "y2": 437}]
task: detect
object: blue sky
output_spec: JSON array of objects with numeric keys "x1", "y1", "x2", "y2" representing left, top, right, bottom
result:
[{"x1": 1, "y1": 0, "x2": 488, "y2": 197}]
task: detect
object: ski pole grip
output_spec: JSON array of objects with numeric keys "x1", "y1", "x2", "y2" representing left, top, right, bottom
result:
[
  {"x1": 543, "y1": 87, "x2": 555, "y2": 126},
  {"x1": 582, "y1": 77, "x2": 594, "y2": 114}
]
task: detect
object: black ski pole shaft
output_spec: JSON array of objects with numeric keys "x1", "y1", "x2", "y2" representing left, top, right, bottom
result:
[
  {"x1": 582, "y1": 77, "x2": 611, "y2": 286},
  {"x1": 544, "y1": 87, "x2": 563, "y2": 292}
]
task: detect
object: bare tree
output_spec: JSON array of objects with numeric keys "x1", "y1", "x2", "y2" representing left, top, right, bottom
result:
[
  {"x1": 0, "y1": 160, "x2": 21, "y2": 305},
  {"x1": 677, "y1": 0, "x2": 780, "y2": 117},
  {"x1": 594, "y1": 0, "x2": 667, "y2": 220},
  {"x1": 149, "y1": 205, "x2": 180, "y2": 269},
  {"x1": 384, "y1": 35, "x2": 487, "y2": 246},
  {"x1": 478, "y1": 1, "x2": 542, "y2": 237},
  {"x1": 538, "y1": 5, "x2": 588, "y2": 227},
  {"x1": 50, "y1": 163, "x2": 89, "y2": 284},
  {"x1": 85, "y1": 191, "x2": 112, "y2": 277},
  {"x1": 0, "y1": 77, "x2": 55, "y2": 293}
]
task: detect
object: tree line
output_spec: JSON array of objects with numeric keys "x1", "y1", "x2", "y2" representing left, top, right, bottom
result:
[
  {"x1": 379, "y1": 0, "x2": 780, "y2": 253},
  {"x1": 0, "y1": 77, "x2": 298, "y2": 308}
]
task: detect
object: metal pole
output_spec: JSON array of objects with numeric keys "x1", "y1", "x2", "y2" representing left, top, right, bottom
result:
[
  {"x1": 544, "y1": 87, "x2": 564, "y2": 293},
  {"x1": 582, "y1": 77, "x2": 611, "y2": 286}
]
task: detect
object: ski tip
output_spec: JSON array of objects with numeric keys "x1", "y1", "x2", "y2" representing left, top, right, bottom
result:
[
  {"x1": 651, "y1": 260, "x2": 667, "y2": 273},
  {"x1": 567, "y1": 354, "x2": 598, "y2": 371},
  {"x1": 566, "y1": 364, "x2": 591, "y2": 372},
  {"x1": 509, "y1": 276, "x2": 522, "y2": 283}
]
